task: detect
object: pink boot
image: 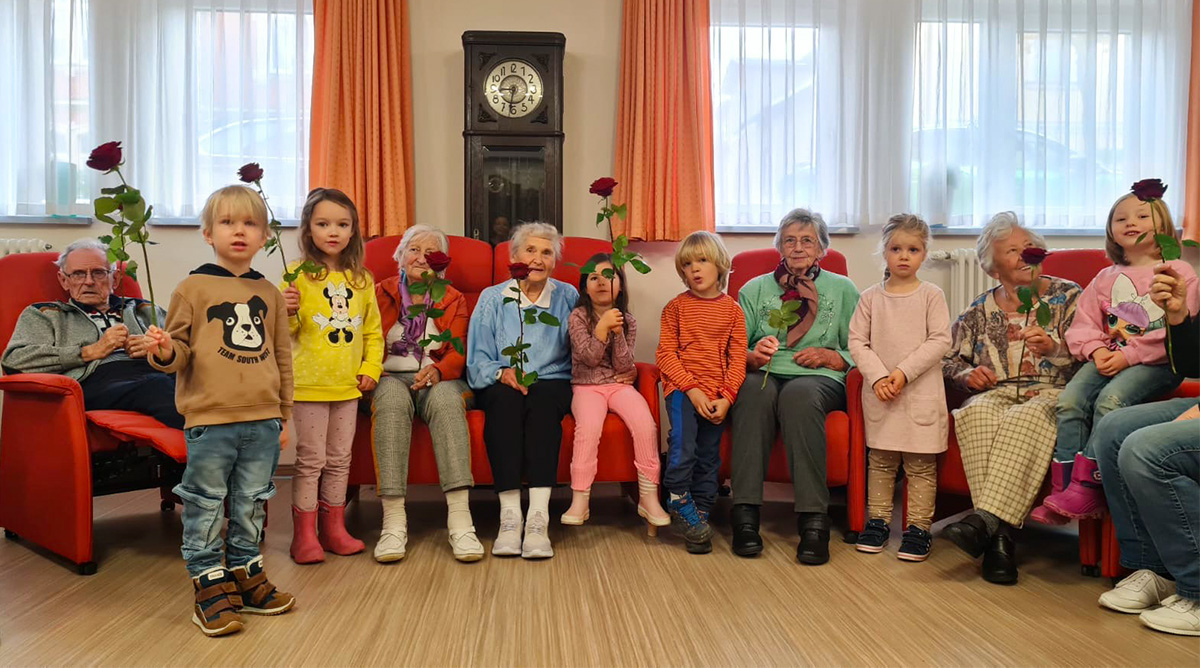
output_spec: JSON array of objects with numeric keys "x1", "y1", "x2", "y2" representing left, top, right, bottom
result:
[
  {"x1": 318, "y1": 500, "x2": 365, "y2": 555},
  {"x1": 1043, "y1": 454, "x2": 1107, "y2": 519},
  {"x1": 289, "y1": 506, "x2": 325, "y2": 564},
  {"x1": 1030, "y1": 461, "x2": 1071, "y2": 525}
]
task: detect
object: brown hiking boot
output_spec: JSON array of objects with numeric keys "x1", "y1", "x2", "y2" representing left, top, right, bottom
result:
[
  {"x1": 191, "y1": 568, "x2": 244, "y2": 637},
  {"x1": 231, "y1": 556, "x2": 295, "y2": 615}
]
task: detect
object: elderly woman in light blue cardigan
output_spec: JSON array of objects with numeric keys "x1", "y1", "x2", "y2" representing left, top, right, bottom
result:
[
  {"x1": 467, "y1": 222, "x2": 577, "y2": 561},
  {"x1": 729, "y1": 208, "x2": 861, "y2": 566}
]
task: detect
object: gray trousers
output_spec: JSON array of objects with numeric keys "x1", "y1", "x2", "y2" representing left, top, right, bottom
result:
[
  {"x1": 730, "y1": 371, "x2": 845, "y2": 513},
  {"x1": 370, "y1": 373, "x2": 474, "y2": 497}
]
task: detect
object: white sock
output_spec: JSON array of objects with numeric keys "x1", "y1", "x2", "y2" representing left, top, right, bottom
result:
[
  {"x1": 528, "y1": 486, "x2": 551, "y2": 518},
  {"x1": 498, "y1": 489, "x2": 522, "y2": 522},
  {"x1": 381, "y1": 495, "x2": 407, "y2": 534},
  {"x1": 445, "y1": 488, "x2": 473, "y2": 534},
  {"x1": 669, "y1": 492, "x2": 686, "y2": 502}
]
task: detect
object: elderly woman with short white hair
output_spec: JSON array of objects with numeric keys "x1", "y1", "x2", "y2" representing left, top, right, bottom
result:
[
  {"x1": 467, "y1": 222, "x2": 578, "y2": 559},
  {"x1": 371, "y1": 224, "x2": 481, "y2": 563},
  {"x1": 940, "y1": 212, "x2": 1082, "y2": 585}
]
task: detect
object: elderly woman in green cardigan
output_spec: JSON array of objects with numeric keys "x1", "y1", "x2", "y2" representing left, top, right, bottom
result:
[{"x1": 729, "y1": 208, "x2": 860, "y2": 566}]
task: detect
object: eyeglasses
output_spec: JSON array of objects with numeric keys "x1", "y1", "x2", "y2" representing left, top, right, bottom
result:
[
  {"x1": 64, "y1": 269, "x2": 112, "y2": 283},
  {"x1": 782, "y1": 237, "x2": 819, "y2": 249}
]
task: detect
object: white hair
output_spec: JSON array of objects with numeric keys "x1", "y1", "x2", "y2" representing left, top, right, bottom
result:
[
  {"x1": 774, "y1": 208, "x2": 830, "y2": 255},
  {"x1": 393, "y1": 225, "x2": 450, "y2": 264},
  {"x1": 509, "y1": 222, "x2": 563, "y2": 260},
  {"x1": 56, "y1": 238, "x2": 113, "y2": 271},
  {"x1": 975, "y1": 212, "x2": 1047, "y2": 275}
]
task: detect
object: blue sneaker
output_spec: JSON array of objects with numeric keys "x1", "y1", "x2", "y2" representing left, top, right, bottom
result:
[
  {"x1": 856, "y1": 518, "x2": 889, "y2": 553},
  {"x1": 668, "y1": 492, "x2": 714, "y2": 545},
  {"x1": 897, "y1": 525, "x2": 933, "y2": 562}
]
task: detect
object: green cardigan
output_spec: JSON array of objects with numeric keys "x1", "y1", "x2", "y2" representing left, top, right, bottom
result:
[{"x1": 737, "y1": 271, "x2": 861, "y2": 385}]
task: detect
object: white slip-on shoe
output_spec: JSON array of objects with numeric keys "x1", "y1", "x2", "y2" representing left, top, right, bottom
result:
[
  {"x1": 374, "y1": 530, "x2": 408, "y2": 563},
  {"x1": 1099, "y1": 569, "x2": 1175, "y2": 613},
  {"x1": 521, "y1": 510, "x2": 554, "y2": 559},
  {"x1": 1139, "y1": 595, "x2": 1200, "y2": 636},
  {"x1": 491, "y1": 509, "x2": 523, "y2": 557},
  {"x1": 449, "y1": 527, "x2": 485, "y2": 562}
]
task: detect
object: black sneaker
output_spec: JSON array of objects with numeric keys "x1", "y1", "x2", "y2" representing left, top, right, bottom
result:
[
  {"x1": 897, "y1": 525, "x2": 933, "y2": 562},
  {"x1": 668, "y1": 492, "x2": 714, "y2": 544},
  {"x1": 855, "y1": 518, "x2": 890, "y2": 554},
  {"x1": 686, "y1": 539, "x2": 713, "y2": 555}
]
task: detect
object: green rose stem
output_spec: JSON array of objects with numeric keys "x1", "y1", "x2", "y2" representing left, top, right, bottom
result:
[
  {"x1": 112, "y1": 168, "x2": 159, "y2": 328},
  {"x1": 247, "y1": 179, "x2": 299, "y2": 284},
  {"x1": 761, "y1": 299, "x2": 801, "y2": 389}
]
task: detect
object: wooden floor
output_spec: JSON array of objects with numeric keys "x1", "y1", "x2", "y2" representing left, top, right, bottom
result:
[{"x1": 0, "y1": 480, "x2": 1195, "y2": 667}]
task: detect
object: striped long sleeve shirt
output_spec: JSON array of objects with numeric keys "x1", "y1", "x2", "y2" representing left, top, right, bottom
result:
[{"x1": 655, "y1": 291, "x2": 748, "y2": 402}]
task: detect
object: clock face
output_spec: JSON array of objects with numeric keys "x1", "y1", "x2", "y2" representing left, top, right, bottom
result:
[{"x1": 485, "y1": 59, "x2": 543, "y2": 118}]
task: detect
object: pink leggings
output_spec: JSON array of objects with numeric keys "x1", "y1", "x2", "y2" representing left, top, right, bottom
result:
[
  {"x1": 292, "y1": 399, "x2": 358, "y2": 511},
  {"x1": 569, "y1": 383, "x2": 659, "y2": 491}
]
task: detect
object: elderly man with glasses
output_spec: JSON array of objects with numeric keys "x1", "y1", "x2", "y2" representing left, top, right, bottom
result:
[{"x1": 2, "y1": 238, "x2": 181, "y2": 428}]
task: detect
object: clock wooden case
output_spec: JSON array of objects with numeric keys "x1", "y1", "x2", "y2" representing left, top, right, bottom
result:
[{"x1": 463, "y1": 31, "x2": 565, "y2": 244}]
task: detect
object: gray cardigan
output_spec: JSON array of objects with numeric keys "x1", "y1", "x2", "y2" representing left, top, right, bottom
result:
[{"x1": 2, "y1": 296, "x2": 165, "y2": 382}]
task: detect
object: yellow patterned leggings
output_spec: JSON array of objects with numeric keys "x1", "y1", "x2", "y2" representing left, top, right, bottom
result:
[{"x1": 867, "y1": 450, "x2": 938, "y2": 531}]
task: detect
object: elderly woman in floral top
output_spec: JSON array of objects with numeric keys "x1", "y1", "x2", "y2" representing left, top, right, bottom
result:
[{"x1": 940, "y1": 212, "x2": 1081, "y2": 586}]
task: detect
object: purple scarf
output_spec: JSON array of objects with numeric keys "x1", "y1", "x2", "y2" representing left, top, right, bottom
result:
[
  {"x1": 390, "y1": 274, "x2": 428, "y2": 362},
  {"x1": 773, "y1": 259, "x2": 821, "y2": 347}
]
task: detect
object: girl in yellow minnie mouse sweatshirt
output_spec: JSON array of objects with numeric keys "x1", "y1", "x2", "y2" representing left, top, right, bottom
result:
[{"x1": 280, "y1": 188, "x2": 383, "y2": 564}]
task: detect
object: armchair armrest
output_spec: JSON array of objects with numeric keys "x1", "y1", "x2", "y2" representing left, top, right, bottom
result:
[
  {"x1": 634, "y1": 362, "x2": 661, "y2": 427},
  {"x1": 0, "y1": 372, "x2": 85, "y2": 398}
]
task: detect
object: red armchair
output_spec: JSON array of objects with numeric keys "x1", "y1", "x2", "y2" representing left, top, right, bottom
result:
[
  {"x1": 346, "y1": 235, "x2": 659, "y2": 490},
  {"x1": 0, "y1": 253, "x2": 187, "y2": 575},
  {"x1": 715, "y1": 248, "x2": 867, "y2": 541}
]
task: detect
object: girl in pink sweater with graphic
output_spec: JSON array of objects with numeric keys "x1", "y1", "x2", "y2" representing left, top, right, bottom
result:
[
  {"x1": 561, "y1": 253, "x2": 670, "y2": 533},
  {"x1": 1032, "y1": 193, "x2": 1198, "y2": 524}
]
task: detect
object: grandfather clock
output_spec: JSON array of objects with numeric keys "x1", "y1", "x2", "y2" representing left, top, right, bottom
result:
[{"x1": 463, "y1": 31, "x2": 565, "y2": 245}]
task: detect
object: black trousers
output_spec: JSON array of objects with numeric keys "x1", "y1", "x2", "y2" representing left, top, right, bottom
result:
[
  {"x1": 479, "y1": 379, "x2": 573, "y2": 492},
  {"x1": 81, "y1": 360, "x2": 185, "y2": 429}
]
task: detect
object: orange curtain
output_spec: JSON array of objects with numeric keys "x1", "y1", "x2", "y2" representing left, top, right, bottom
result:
[
  {"x1": 309, "y1": 0, "x2": 415, "y2": 238},
  {"x1": 613, "y1": 0, "x2": 715, "y2": 241},
  {"x1": 1185, "y1": 0, "x2": 1200, "y2": 241}
]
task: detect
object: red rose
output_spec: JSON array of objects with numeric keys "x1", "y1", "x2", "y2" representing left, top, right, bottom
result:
[
  {"x1": 86, "y1": 141, "x2": 123, "y2": 172},
  {"x1": 425, "y1": 251, "x2": 451, "y2": 273},
  {"x1": 1131, "y1": 178, "x2": 1167, "y2": 202},
  {"x1": 1020, "y1": 247, "x2": 1050, "y2": 265},
  {"x1": 508, "y1": 262, "x2": 531, "y2": 280},
  {"x1": 589, "y1": 177, "x2": 618, "y2": 198},
  {"x1": 781, "y1": 289, "x2": 801, "y2": 303},
  {"x1": 238, "y1": 162, "x2": 265, "y2": 183}
]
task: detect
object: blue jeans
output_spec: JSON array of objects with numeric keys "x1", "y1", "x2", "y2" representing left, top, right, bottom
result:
[
  {"x1": 1054, "y1": 361, "x2": 1181, "y2": 462},
  {"x1": 174, "y1": 419, "x2": 282, "y2": 577},
  {"x1": 664, "y1": 391, "x2": 724, "y2": 512},
  {"x1": 1094, "y1": 398, "x2": 1199, "y2": 600}
]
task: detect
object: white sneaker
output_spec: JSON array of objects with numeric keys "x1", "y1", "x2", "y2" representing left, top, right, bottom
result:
[
  {"x1": 374, "y1": 530, "x2": 407, "y2": 563},
  {"x1": 521, "y1": 510, "x2": 554, "y2": 559},
  {"x1": 491, "y1": 509, "x2": 523, "y2": 557},
  {"x1": 1099, "y1": 569, "x2": 1176, "y2": 613},
  {"x1": 449, "y1": 527, "x2": 485, "y2": 562},
  {"x1": 1140, "y1": 595, "x2": 1200, "y2": 636}
]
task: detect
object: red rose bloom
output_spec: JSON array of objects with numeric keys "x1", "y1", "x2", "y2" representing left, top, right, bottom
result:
[
  {"x1": 589, "y1": 177, "x2": 618, "y2": 198},
  {"x1": 1131, "y1": 178, "x2": 1167, "y2": 202},
  {"x1": 86, "y1": 141, "x2": 123, "y2": 172},
  {"x1": 425, "y1": 251, "x2": 451, "y2": 273},
  {"x1": 238, "y1": 162, "x2": 265, "y2": 184},
  {"x1": 780, "y1": 289, "x2": 801, "y2": 303},
  {"x1": 1020, "y1": 247, "x2": 1050, "y2": 265},
  {"x1": 508, "y1": 262, "x2": 531, "y2": 280}
]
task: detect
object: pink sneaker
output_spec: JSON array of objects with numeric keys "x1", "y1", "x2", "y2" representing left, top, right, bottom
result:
[
  {"x1": 1044, "y1": 454, "x2": 1107, "y2": 520},
  {"x1": 1030, "y1": 461, "x2": 1071, "y2": 525}
]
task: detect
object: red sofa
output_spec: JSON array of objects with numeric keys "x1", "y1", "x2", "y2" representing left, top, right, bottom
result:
[
  {"x1": 346, "y1": 235, "x2": 661, "y2": 490},
  {"x1": 714, "y1": 248, "x2": 867, "y2": 541},
  {"x1": 0, "y1": 253, "x2": 187, "y2": 574}
]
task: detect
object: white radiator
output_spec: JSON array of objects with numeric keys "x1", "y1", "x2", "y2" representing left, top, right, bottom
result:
[
  {"x1": 0, "y1": 238, "x2": 52, "y2": 256},
  {"x1": 929, "y1": 248, "x2": 997, "y2": 316}
]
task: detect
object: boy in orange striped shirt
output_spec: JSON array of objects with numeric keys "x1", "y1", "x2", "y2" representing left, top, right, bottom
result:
[{"x1": 655, "y1": 231, "x2": 748, "y2": 553}]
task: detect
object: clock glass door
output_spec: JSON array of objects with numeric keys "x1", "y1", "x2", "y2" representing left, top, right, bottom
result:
[{"x1": 482, "y1": 145, "x2": 546, "y2": 244}]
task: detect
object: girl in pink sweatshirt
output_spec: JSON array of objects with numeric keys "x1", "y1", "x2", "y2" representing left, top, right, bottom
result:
[{"x1": 1033, "y1": 193, "x2": 1198, "y2": 524}]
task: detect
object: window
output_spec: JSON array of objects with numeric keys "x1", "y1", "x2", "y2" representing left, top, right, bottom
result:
[
  {"x1": 0, "y1": 0, "x2": 314, "y2": 222},
  {"x1": 712, "y1": 0, "x2": 1192, "y2": 231}
]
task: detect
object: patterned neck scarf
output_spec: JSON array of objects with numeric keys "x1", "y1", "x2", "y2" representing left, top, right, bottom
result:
[
  {"x1": 391, "y1": 273, "x2": 428, "y2": 362},
  {"x1": 773, "y1": 259, "x2": 821, "y2": 347}
]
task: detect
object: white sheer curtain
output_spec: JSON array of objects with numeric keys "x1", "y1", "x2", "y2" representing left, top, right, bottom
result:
[
  {"x1": 711, "y1": 0, "x2": 1192, "y2": 230},
  {"x1": 0, "y1": 0, "x2": 313, "y2": 221}
]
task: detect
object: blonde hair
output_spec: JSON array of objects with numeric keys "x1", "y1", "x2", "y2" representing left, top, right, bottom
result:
[
  {"x1": 1105, "y1": 193, "x2": 1178, "y2": 265},
  {"x1": 879, "y1": 213, "x2": 931, "y2": 279},
  {"x1": 298, "y1": 187, "x2": 370, "y2": 289},
  {"x1": 674, "y1": 231, "x2": 732, "y2": 290},
  {"x1": 200, "y1": 185, "x2": 268, "y2": 234}
]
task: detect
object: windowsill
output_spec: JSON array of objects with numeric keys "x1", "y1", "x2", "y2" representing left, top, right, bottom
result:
[
  {"x1": 0, "y1": 216, "x2": 299, "y2": 228},
  {"x1": 716, "y1": 225, "x2": 1106, "y2": 237},
  {"x1": 717, "y1": 225, "x2": 861, "y2": 235}
]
